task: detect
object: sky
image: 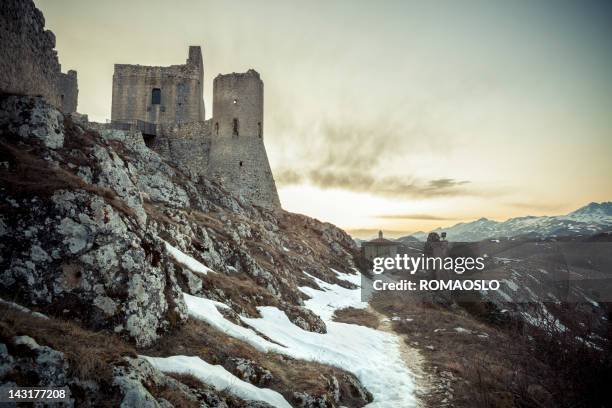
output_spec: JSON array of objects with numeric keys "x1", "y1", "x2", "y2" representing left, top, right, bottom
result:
[{"x1": 36, "y1": 0, "x2": 612, "y2": 238}]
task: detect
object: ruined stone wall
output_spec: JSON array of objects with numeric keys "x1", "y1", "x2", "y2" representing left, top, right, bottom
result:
[
  {"x1": 207, "y1": 136, "x2": 280, "y2": 208},
  {"x1": 152, "y1": 120, "x2": 212, "y2": 179},
  {"x1": 57, "y1": 70, "x2": 78, "y2": 114},
  {"x1": 0, "y1": 0, "x2": 63, "y2": 108},
  {"x1": 111, "y1": 46, "x2": 204, "y2": 125},
  {"x1": 208, "y1": 70, "x2": 280, "y2": 209}
]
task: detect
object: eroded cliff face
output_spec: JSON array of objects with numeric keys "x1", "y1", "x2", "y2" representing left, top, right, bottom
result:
[
  {"x1": 0, "y1": 96, "x2": 370, "y2": 407},
  {"x1": 0, "y1": 96, "x2": 359, "y2": 348}
]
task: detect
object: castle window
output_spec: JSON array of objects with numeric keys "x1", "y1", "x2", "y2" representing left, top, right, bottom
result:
[
  {"x1": 232, "y1": 118, "x2": 239, "y2": 136},
  {"x1": 233, "y1": 99, "x2": 238, "y2": 105},
  {"x1": 151, "y1": 88, "x2": 161, "y2": 105},
  {"x1": 258, "y1": 122, "x2": 262, "y2": 138},
  {"x1": 239, "y1": 161, "x2": 243, "y2": 167},
  {"x1": 215, "y1": 122, "x2": 219, "y2": 136}
]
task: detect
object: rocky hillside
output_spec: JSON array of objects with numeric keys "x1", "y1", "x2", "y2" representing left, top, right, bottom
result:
[
  {"x1": 0, "y1": 96, "x2": 371, "y2": 407},
  {"x1": 408, "y1": 202, "x2": 612, "y2": 242}
]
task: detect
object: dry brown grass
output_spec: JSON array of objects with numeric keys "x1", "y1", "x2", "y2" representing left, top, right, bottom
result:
[
  {"x1": 144, "y1": 376, "x2": 200, "y2": 408},
  {"x1": 187, "y1": 209, "x2": 225, "y2": 231},
  {"x1": 0, "y1": 304, "x2": 136, "y2": 382},
  {"x1": 370, "y1": 291, "x2": 612, "y2": 408},
  {"x1": 200, "y1": 273, "x2": 278, "y2": 317},
  {"x1": 0, "y1": 140, "x2": 135, "y2": 218},
  {"x1": 370, "y1": 292, "x2": 538, "y2": 408},
  {"x1": 332, "y1": 307, "x2": 380, "y2": 329}
]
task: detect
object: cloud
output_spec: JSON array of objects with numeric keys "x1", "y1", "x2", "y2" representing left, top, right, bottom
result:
[
  {"x1": 276, "y1": 167, "x2": 474, "y2": 199},
  {"x1": 374, "y1": 213, "x2": 458, "y2": 221},
  {"x1": 273, "y1": 117, "x2": 480, "y2": 199}
]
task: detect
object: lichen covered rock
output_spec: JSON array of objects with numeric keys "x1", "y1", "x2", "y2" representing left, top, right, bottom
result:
[{"x1": 0, "y1": 95, "x2": 359, "y2": 344}]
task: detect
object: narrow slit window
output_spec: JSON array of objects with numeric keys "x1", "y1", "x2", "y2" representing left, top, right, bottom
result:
[
  {"x1": 214, "y1": 122, "x2": 219, "y2": 136},
  {"x1": 257, "y1": 122, "x2": 262, "y2": 138},
  {"x1": 151, "y1": 88, "x2": 161, "y2": 105},
  {"x1": 232, "y1": 118, "x2": 239, "y2": 136},
  {"x1": 239, "y1": 161, "x2": 243, "y2": 167}
]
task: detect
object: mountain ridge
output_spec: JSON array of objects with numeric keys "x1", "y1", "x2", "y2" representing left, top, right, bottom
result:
[{"x1": 402, "y1": 202, "x2": 612, "y2": 242}]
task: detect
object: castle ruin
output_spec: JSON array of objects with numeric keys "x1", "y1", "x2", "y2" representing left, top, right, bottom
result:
[
  {"x1": 1, "y1": 0, "x2": 279, "y2": 210},
  {"x1": 0, "y1": 0, "x2": 78, "y2": 114},
  {"x1": 111, "y1": 48, "x2": 281, "y2": 209},
  {"x1": 111, "y1": 47, "x2": 205, "y2": 126}
]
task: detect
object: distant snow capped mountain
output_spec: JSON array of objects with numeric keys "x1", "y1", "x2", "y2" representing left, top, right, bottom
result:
[
  {"x1": 408, "y1": 202, "x2": 612, "y2": 242},
  {"x1": 564, "y1": 202, "x2": 612, "y2": 223}
]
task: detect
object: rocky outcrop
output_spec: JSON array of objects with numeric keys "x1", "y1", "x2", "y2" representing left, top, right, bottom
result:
[
  {"x1": 0, "y1": 97, "x2": 187, "y2": 347},
  {"x1": 0, "y1": 334, "x2": 273, "y2": 407},
  {"x1": 0, "y1": 95, "x2": 358, "y2": 346}
]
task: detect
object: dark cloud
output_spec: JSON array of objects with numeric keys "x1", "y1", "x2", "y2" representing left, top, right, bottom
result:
[
  {"x1": 274, "y1": 118, "x2": 479, "y2": 199},
  {"x1": 276, "y1": 167, "x2": 474, "y2": 199},
  {"x1": 374, "y1": 213, "x2": 458, "y2": 221}
]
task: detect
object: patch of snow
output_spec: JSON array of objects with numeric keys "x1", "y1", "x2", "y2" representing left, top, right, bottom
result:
[
  {"x1": 496, "y1": 290, "x2": 513, "y2": 302},
  {"x1": 143, "y1": 355, "x2": 292, "y2": 408},
  {"x1": 503, "y1": 279, "x2": 519, "y2": 292},
  {"x1": 527, "y1": 274, "x2": 540, "y2": 284},
  {"x1": 184, "y1": 269, "x2": 417, "y2": 407},
  {"x1": 183, "y1": 294, "x2": 276, "y2": 353},
  {"x1": 583, "y1": 295, "x2": 600, "y2": 308},
  {"x1": 575, "y1": 337, "x2": 604, "y2": 351},
  {"x1": 521, "y1": 306, "x2": 567, "y2": 332},
  {"x1": 164, "y1": 241, "x2": 213, "y2": 275},
  {"x1": 454, "y1": 327, "x2": 471, "y2": 334},
  {"x1": 334, "y1": 268, "x2": 362, "y2": 285},
  {"x1": 301, "y1": 271, "x2": 367, "y2": 321}
]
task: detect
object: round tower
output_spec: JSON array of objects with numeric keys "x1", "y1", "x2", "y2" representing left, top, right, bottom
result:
[
  {"x1": 212, "y1": 69, "x2": 263, "y2": 139},
  {"x1": 207, "y1": 70, "x2": 280, "y2": 209}
]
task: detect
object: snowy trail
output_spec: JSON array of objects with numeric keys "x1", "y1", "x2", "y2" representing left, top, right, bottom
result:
[
  {"x1": 145, "y1": 246, "x2": 418, "y2": 407},
  {"x1": 242, "y1": 270, "x2": 418, "y2": 407}
]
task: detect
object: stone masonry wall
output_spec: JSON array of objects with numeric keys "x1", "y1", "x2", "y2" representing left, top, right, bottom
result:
[
  {"x1": 0, "y1": 0, "x2": 62, "y2": 107},
  {"x1": 152, "y1": 120, "x2": 212, "y2": 179},
  {"x1": 57, "y1": 70, "x2": 78, "y2": 114},
  {"x1": 207, "y1": 136, "x2": 281, "y2": 208},
  {"x1": 111, "y1": 46, "x2": 204, "y2": 125}
]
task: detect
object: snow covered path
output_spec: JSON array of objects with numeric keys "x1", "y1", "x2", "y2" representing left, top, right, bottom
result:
[
  {"x1": 186, "y1": 270, "x2": 416, "y2": 407},
  {"x1": 145, "y1": 246, "x2": 417, "y2": 407},
  {"x1": 245, "y1": 272, "x2": 417, "y2": 407}
]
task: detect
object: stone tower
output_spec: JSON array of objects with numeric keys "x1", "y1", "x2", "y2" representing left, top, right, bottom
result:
[
  {"x1": 207, "y1": 70, "x2": 280, "y2": 209},
  {"x1": 111, "y1": 46, "x2": 204, "y2": 126},
  {"x1": 57, "y1": 70, "x2": 78, "y2": 114}
]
